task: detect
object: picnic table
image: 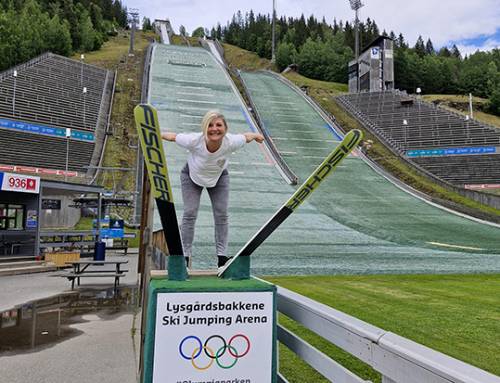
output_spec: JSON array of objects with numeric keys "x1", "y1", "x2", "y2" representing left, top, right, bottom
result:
[{"x1": 63, "y1": 260, "x2": 129, "y2": 290}]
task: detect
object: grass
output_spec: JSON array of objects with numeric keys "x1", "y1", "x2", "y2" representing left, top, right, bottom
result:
[
  {"x1": 283, "y1": 77, "x2": 500, "y2": 218},
  {"x1": 220, "y1": 42, "x2": 499, "y2": 217},
  {"x1": 266, "y1": 274, "x2": 500, "y2": 382},
  {"x1": 222, "y1": 43, "x2": 275, "y2": 71},
  {"x1": 70, "y1": 30, "x2": 155, "y2": 223},
  {"x1": 423, "y1": 94, "x2": 500, "y2": 128},
  {"x1": 283, "y1": 71, "x2": 347, "y2": 95},
  {"x1": 73, "y1": 216, "x2": 139, "y2": 247}
]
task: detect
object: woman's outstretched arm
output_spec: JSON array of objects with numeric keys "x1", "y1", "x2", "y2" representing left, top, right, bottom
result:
[
  {"x1": 161, "y1": 132, "x2": 177, "y2": 141},
  {"x1": 243, "y1": 132, "x2": 264, "y2": 143}
]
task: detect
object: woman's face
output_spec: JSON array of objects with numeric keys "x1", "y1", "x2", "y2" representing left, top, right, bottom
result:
[{"x1": 206, "y1": 117, "x2": 227, "y2": 143}]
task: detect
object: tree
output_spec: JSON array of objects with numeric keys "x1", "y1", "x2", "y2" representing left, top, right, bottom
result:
[
  {"x1": 425, "y1": 38, "x2": 435, "y2": 55},
  {"x1": 275, "y1": 41, "x2": 297, "y2": 71},
  {"x1": 451, "y1": 44, "x2": 461, "y2": 59},
  {"x1": 142, "y1": 17, "x2": 152, "y2": 31},
  {"x1": 487, "y1": 86, "x2": 500, "y2": 115},
  {"x1": 414, "y1": 35, "x2": 426, "y2": 57},
  {"x1": 192, "y1": 26, "x2": 205, "y2": 38}
]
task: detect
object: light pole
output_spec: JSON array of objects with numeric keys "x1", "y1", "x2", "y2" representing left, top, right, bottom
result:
[
  {"x1": 80, "y1": 54, "x2": 84, "y2": 87},
  {"x1": 416, "y1": 87, "x2": 421, "y2": 120},
  {"x1": 349, "y1": 0, "x2": 364, "y2": 93},
  {"x1": 128, "y1": 9, "x2": 139, "y2": 54},
  {"x1": 403, "y1": 119, "x2": 408, "y2": 151},
  {"x1": 82, "y1": 86, "x2": 87, "y2": 129},
  {"x1": 65, "y1": 128, "x2": 71, "y2": 181},
  {"x1": 12, "y1": 70, "x2": 17, "y2": 115},
  {"x1": 271, "y1": 0, "x2": 276, "y2": 63}
]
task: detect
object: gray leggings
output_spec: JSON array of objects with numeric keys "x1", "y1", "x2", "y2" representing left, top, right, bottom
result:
[{"x1": 180, "y1": 164, "x2": 229, "y2": 258}]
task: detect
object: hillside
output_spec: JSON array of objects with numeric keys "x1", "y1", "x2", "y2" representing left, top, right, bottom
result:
[{"x1": 220, "y1": 43, "x2": 500, "y2": 218}]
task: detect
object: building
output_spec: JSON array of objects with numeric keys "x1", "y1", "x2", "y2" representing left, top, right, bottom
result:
[
  {"x1": 348, "y1": 36, "x2": 394, "y2": 93},
  {"x1": 0, "y1": 171, "x2": 103, "y2": 258}
]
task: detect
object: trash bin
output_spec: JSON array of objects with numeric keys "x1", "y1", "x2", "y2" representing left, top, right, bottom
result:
[{"x1": 94, "y1": 241, "x2": 106, "y2": 261}]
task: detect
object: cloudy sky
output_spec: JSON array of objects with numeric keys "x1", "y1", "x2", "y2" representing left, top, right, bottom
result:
[{"x1": 124, "y1": 0, "x2": 500, "y2": 55}]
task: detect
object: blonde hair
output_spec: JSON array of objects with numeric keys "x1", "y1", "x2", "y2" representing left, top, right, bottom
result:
[{"x1": 201, "y1": 110, "x2": 228, "y2": 137}]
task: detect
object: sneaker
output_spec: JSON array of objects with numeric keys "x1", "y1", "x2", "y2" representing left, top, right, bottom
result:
[{"x1": 217, "y1": 256, "x2": 229, "y2": 268}]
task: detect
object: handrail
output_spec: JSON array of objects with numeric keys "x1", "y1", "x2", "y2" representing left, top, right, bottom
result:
[
  {"x1": 276, "y1": 286, "x2": 500, "y2": 383},
  {"x1": 89, "y1": 69, "x2": 117, "y2": 184},
  {"x1": 237, "y1": 70, "x2": 298, "y2": 185}
]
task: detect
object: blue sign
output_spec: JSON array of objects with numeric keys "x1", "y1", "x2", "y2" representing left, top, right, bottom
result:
[
  {"x1": 0, "y1": 118, "x2": 94, "y2": 142},
  {"x1": 406, "y1": 146, "x2": 497, "y2": 157},
  {"x1": 93, "y1": 218, "x2": 125, "y2": 238}
]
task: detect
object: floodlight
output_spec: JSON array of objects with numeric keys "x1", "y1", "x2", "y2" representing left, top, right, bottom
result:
[
  {"x1": 83, "y1": 87, "x2": 87, "y2": 94},
  {"x1": 349, "y1": 0, "x2": 364, "y2": 11},
  {"x1": 416, "y1": 87, "x2": 421, "y2": 94},
  {"x1": 13, "y1": 70, "x2": 17, "y2": 77},
  {"x1": 403, "y1": 119, "x2": 408, "y2": 125}
]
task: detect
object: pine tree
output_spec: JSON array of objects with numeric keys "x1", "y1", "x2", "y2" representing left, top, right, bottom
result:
[
  {"x1": 414, "y1": 35, "x2": 426, "y2": 57},
  {"x1": 425, "y1": 38, "x2": 435, "y2": 55}
]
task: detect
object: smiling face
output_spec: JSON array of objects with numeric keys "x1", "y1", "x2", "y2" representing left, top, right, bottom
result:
[{"x1": 205, "y1": 117, "x2": 227, "y2": 144}]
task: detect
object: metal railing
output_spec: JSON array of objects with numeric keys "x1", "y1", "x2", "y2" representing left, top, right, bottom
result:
[{"x1": 276, "y1": 286, "x2": 500, "y2": 383}]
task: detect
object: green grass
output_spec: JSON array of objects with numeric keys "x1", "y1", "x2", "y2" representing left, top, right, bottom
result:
[
  {"x1": 266, "y1": 275, "x2": 500, "y2": 382},
  {"x1": 222, "y1": 43, "x2": 276, "y2": 71},
  {"x1": 423, "y1": 94, "x2": 500, "y2": 128},
  {"x1": 71, "y1": 30, "x2": 154, "y2": 222},
  {"x1": 74, "y1": 216, "x2": 139, "y2": 247},
  {"x1": 283, "y1": 71, "x2": 347, "y2": 95},
  {"x1": 283, "y1": 77, "x2": 500, "y2": 218}
]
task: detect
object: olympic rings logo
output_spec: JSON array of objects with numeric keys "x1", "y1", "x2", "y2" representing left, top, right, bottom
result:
[{"x1": 179, "y1": 334, "x2": 250, "y2": 370}]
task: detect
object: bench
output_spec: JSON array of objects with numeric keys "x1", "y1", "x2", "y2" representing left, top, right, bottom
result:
[
  {"x1": 60, "y1": 271, "x2": 127, "y2": 290},
  {"x1": 60, "y1": 260, "x2": 129, "y2": 291},
  {"x1": 106, "y1": 238, "x2": 129, "y2": 255}
]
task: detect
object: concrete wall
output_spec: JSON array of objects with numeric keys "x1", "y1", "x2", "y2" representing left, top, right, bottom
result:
[{"x1": 40, "y1": 194, "x2": 81, "y2": 228}]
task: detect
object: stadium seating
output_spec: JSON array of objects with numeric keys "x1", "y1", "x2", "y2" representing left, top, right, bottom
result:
[
  {"x1": 0, "y1": 53, "x2": 114, "y2": 175},
  {"x1": 337, "y1": 90, "x2": 500, "y2": 186}
]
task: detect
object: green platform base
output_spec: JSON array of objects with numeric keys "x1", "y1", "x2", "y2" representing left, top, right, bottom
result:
[
  {"x1": 143, "y1": 276, "x2": 277, "y2": 383},
  {"x1": 221, "y1": 256, "x2": 250, "y2": 280}
]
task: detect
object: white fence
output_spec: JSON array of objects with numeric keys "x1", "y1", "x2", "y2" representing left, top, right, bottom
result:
[{"x1": 276, "y1": 286, "x2": 499, "y2": 383}]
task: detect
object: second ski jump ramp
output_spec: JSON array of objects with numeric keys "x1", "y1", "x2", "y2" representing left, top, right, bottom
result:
[{"x1": 147, "y1": 45, "x2": 500, "y2": 275}]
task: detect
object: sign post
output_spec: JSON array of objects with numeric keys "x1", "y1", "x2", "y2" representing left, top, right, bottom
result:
[{"x1": 143, "y1": 277, "x2": 277, "y2": 383}]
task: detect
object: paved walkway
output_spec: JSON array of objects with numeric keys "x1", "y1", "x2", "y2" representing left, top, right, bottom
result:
[{"x1": 0, "y1": 253, "x2": 141, "y2": 383}]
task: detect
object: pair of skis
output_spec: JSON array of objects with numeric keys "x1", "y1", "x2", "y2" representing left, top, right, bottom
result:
[{"x1": 134, "y1": 104, "x2": 362, "y2": 277}]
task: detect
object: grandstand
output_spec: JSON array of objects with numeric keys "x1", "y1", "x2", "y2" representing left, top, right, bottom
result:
[
  {"x1": 0, "y1": 52, "x2": 115, "y2": 176},
  {"x1": 337, "y1": 90, "x2": 500, "y2": 186}
]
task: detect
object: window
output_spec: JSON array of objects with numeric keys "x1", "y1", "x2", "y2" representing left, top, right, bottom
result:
[{"x1": 0, "y1": 204, "x2": 24, "y2": 230}]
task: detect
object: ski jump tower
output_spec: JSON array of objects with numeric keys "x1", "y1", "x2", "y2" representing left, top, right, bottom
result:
[{"x1": 348, "y1": 35, "x2": 395, "y2": 93}]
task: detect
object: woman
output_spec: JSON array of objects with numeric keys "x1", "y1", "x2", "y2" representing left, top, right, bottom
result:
[{"x1": 161, "y1": 110, "x2": 264, "y2": 268}]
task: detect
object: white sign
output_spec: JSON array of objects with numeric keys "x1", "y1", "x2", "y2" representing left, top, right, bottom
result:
[
  {"x1": 371, "y1": 47, "x2": 380, "y2": 59},
  {"x1": 153, "y1": 291, "x2": 274, "y2": 383},
  {"x1": 0, "y1": 172, "x2": 40, "y2": 194}
]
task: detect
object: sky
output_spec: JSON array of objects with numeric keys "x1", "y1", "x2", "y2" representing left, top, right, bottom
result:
[{"x1": 124, "y1": 0, "x2": 500, "y2": 55}]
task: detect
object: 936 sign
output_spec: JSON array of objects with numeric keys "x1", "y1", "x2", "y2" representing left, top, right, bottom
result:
[{"x1": 0, "y1": 172, "x2": 40, "y2": 194}]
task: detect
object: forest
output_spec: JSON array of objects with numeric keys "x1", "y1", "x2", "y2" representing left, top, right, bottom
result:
[
  {"x1": 0, "y1": 0, "x2": 128, "y2": 71},
  {"x1": 207, "y1": 11, "x2": 500, "y2": 115}
]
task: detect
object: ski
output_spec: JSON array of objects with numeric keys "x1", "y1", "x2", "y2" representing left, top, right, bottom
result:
[
  {"x1": 218, "y1": 129, "x2": 363, "y2": 277},
  {"x1": 134, "y1": 104, "x2": 183, "y2": 256}
]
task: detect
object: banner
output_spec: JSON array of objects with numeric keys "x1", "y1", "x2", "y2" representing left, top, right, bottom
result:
[
  {"x1": 0, "y1": 118, "x2": 94, "y2": 142},
  {"x1": 153, "y1": 292, "x2": 274, "y2": 383},
  {"x1": 406, "y1": 146, "x2": 497, "y2": 157}
]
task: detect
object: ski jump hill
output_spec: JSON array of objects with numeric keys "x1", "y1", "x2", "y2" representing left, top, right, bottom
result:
[{"x1": 145, "y1": 43, "x2": 500, "y2": 275}]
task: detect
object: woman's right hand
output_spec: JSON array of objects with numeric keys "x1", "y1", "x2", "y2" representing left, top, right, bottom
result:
[{"x1": 161, "y1": 132, "x2": 177, "y2": 141}]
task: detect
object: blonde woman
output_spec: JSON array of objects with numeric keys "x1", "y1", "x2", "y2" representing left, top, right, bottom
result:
[{"x1": 162, "y1": 110, "x2": 264, "y2": 268}]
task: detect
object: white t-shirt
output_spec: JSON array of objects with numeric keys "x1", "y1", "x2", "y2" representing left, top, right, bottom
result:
[{"x1": 175, "y1": 132, "x2": 246, "y2": 187}]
